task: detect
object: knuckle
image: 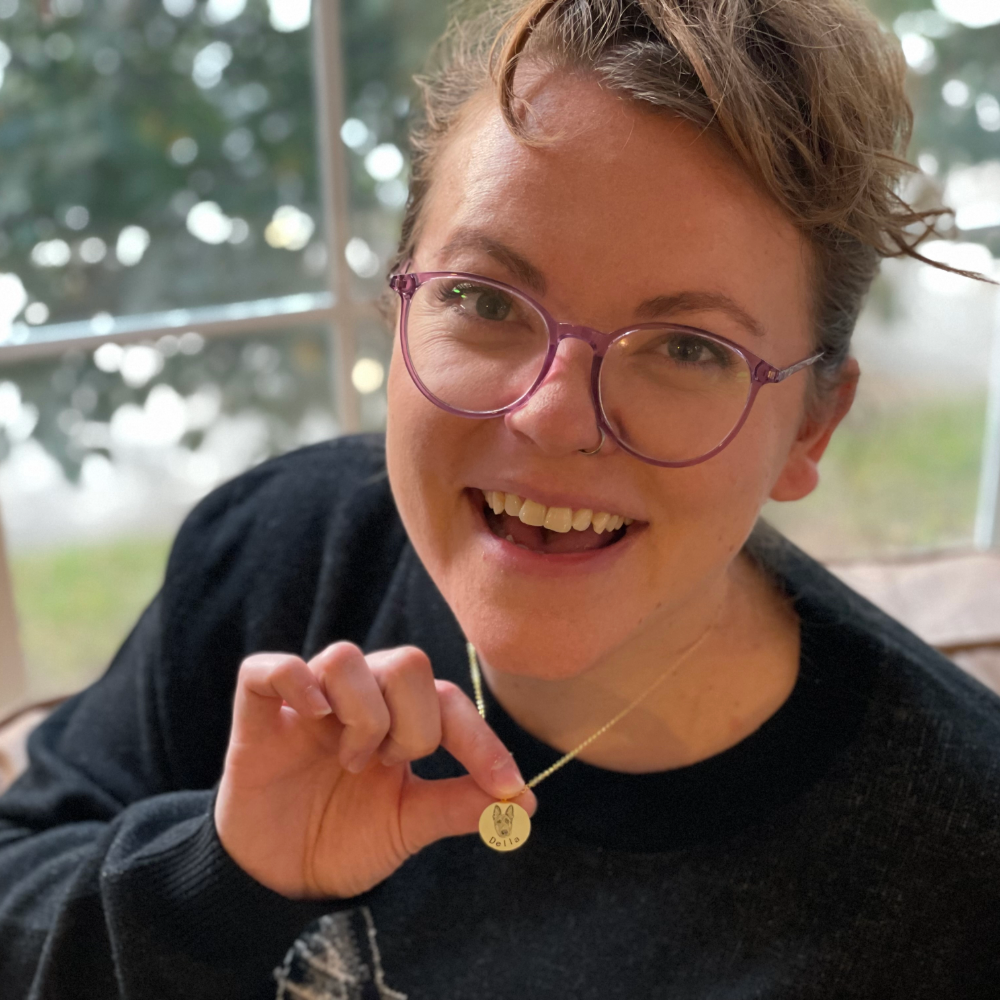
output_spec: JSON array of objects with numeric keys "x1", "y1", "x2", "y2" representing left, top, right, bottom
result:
[
  {"x1": 415, "y1": 733, "x2": 441, "y2": 758},
  {"x1": 436, "y1": 680, "x2": 477, "y2": 720},
  {"x1": 395, "y1": 645, "x2": 432, "y2": 673},
  {"x1": 325, "y1": 639, "x2": 363, "y2": 658},
  {"x1": 238, "y1": 652, "x2": 271, "y2": 672},
  {"x1": 239, "y1": 652, "x2": 300, "y2": 678},
  {"x1": 317, "y1": 660, "x2": 370, "y2": 698},
  {"x1": 435, "y1": 679, "x2": 462, "y2": 704},
  {"x1": 270, "y1": 656, "x2": 307, "y2": 684},
  {"x1": 376, "y1": 646, "x2": 433, "y2": 685},
  {"x1": 323, "y1": 642, "x2": 367, "y2": 676},
  {"x1": 314, "y1": 640, "x2": 364, "y2": 675},
  {"x1": 353, "y1": 699, "x2": 392, "y2": 739}
]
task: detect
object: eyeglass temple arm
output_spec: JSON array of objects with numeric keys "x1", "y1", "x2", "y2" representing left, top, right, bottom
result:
[{"x1": 765, "y1": 351, "x2": 825, "y2": 383}]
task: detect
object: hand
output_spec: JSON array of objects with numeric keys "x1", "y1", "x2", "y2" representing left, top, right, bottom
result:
[{"x1": 214, "y1": 642, "x2": 536, "y2": 899}]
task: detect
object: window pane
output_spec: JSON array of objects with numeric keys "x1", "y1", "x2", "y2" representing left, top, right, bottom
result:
[
  {"x1": 766, "y1": 0, "x2": 999, "y2": 558},
  {"x1": 351, "y1": 314, "x2": 391, "y2": 432},
  {"x1": 0, "y1": 0, "x2": 326, "y2": 336},
  {"x1": 0, "y1": 324, "x2": 339, "y2": 698},
  {"x1": 764, "y1": 259, "x2": 992, "y2": 558},
  {"x1": 339, "y1": 0, "x2": 449, "y2": 298}
]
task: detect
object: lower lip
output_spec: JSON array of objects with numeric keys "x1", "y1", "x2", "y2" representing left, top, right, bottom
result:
[{"x1": 465, "y1": 490, "x2": 643, "y2": 577}]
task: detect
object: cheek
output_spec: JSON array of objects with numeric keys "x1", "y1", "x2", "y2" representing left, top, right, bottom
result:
[
  {"x1": 647, "y1": 390, "x2": 800, "y2": 541},
  {"x1": 742, "y1": 380, "x2": 810, "y2": 481},
  {"x1": 387, "y1": 336, "x2": 422, "y2": 440},
  {"x1": 386, "y1": 344, "x2": 473, "y2": 564},
  {"x1": 685, "y1": 391, "x2": 804, "y2": 530},
  {"x1": 386, "y1": 344, "x2": 437, "y2": 537},
  {"x1": 386, "y1": 335, "x2": 445, "y2": 468}
]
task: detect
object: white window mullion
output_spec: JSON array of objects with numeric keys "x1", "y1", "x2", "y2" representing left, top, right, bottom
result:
[
  {"x1": 312, "y1": 0, "x2": 362, "y2": 434},
  {"x1": 974, "y1": 292, "x2": 1000, "y2": 550},
  {"x1": 0, "y1": 293, "x2": 336, "y2": 364}
]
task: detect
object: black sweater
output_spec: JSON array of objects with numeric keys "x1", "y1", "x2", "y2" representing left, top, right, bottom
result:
[{"x1": 1, "y1": 434, "x2": 999, "y2": 1000}]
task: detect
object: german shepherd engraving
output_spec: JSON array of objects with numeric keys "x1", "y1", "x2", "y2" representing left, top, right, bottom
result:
[{"x1": 492, "y1": 804, "x2": 515, "y2": 838}]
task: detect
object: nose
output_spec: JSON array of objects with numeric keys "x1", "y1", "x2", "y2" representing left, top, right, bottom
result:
[{"x1": 503, "y1": 333, "x2": 605, "y2": 457}]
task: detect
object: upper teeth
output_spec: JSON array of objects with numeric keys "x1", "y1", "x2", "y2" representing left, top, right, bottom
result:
[{"x1": 483, "y1": 490, "x2": 634, "y2": 534}]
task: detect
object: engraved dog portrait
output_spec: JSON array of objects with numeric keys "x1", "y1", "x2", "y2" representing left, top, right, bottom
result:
[{"x1": 492, "y1": 804, "x2": 515, "y2": 838}]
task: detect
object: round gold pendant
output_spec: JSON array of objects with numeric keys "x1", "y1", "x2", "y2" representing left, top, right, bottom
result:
[{"x1": 478, "y1": 800, "x2": 531, "y2": 852}]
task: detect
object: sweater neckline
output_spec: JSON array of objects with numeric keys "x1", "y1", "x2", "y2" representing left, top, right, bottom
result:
[{"x1": 400, "y1": 537, "x2": 876, "y2": 853}]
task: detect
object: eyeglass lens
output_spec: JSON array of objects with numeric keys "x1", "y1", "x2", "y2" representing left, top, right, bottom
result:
[{"x1": 404, "y1": 277, "x2": 754, "y2": 464}]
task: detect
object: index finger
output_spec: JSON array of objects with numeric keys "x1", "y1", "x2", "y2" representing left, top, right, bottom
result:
[{"x1": 435, "y1": 680, "x2": 528, "y2": 801}]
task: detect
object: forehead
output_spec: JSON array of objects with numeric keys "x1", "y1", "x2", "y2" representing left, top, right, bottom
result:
[{"x1": 418, "y1": 75, "x2": 814, "y2": 346}]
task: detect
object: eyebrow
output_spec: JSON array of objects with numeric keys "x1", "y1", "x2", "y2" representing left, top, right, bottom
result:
[
  {"x1": 436, "y1": 229, "x2": 766, "y2": 339},
  {"x1": 436, "y1": 228, "x2": 548, "y2": 295},
  {"x1": 635, "y1": 292, "x2": 767, "y2": 339}
]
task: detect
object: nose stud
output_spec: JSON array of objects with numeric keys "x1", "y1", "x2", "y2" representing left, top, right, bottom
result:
[{"x1": 579, "y1": 427, "x2": 606, "y2": 456}]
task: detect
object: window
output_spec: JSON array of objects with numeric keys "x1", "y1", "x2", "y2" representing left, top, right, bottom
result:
[
  {"x1": 764, "y1": 0, "x2": 1000, "y2": 557},
  {"x1": 0, "y1": 0, "x2": 447, "y2": 701},
  {"x1": 0, "y1": 0, "x2": 997, "y2": 704}
]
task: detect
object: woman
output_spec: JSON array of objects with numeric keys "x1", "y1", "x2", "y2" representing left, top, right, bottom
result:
[{"x1": 2, "y1": 0, "x2": 998, "y2": 997}]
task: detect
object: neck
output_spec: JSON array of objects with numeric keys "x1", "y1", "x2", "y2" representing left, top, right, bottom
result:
[{"x1": 478, "y1": 552, "x2": 800, "y2": 774}]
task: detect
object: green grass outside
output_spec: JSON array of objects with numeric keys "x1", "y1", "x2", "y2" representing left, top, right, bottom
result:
[
  {"x1": 7, "y1": 394, "x2": 988, "y2": 697},
  {"x1": 11, "y1": 537, "x2": 172, "y2": 699},
  {"x1": 764, "y1": 392, "x2": 986, "y2": 558}
]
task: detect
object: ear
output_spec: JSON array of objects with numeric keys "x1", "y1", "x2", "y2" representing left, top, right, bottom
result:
[
  {"x1": 493, "y1": 805, "x2": 502, "y2": 820},
  {"x1": 769, "y1": 359, "x2": 859, "y2": 503},
  {"x1": 505, "y1": 805, "x2": 515, "y2": 819}
]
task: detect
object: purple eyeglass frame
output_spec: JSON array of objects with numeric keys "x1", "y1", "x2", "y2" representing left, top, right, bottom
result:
[{"x1": 389, "y1": 270, "x2": 824, "y2": 468}]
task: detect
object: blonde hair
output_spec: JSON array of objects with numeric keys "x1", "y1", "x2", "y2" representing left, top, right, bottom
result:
[{"x1": 394, "y1": 0, "x2": 970, "y2": 394}]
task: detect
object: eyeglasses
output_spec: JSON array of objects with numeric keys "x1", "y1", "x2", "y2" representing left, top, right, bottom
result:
[{"x1": 389, "y1": 270, "x2": 823, "y2": 467}]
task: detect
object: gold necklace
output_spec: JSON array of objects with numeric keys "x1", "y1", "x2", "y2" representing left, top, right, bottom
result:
[{"x1": 467, "y1": 620, "x2": 716, "y2": 852}]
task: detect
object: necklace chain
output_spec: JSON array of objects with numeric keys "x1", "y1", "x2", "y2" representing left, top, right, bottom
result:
[{"x1": 466, "y1": 620, "x2": 715, "y2": 799}]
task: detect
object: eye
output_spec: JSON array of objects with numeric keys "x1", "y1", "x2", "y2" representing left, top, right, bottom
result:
[
  {"x1": 440, "y1": 283, "x2": 514, "y2": 321},
  {"x1": 663, "y1": 333, "x2": 732, "y2": 367}
]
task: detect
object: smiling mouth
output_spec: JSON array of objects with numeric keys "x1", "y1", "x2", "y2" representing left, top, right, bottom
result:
[{"x1": 477, "y1": 489, "x2": 636, "y2": 555}]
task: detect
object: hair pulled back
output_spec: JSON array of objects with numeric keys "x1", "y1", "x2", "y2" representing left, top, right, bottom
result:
[{"x1": 394, "y1": 0, "x2": 961, "y2": 394}]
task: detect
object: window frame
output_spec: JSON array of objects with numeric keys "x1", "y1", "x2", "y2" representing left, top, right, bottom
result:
[{"x1": 0, "y1": 0, "x2": 365, "y2": 434}]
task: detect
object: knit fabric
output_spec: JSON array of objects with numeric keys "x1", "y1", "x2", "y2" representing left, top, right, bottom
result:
[{"x1": 1, "y1": 434, "x2": 998, "y2": 999}]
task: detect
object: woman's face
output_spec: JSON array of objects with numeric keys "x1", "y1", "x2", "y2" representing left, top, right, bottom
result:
[{"x1": 386, "y1": 74, "x2": 826, "y2": 680}]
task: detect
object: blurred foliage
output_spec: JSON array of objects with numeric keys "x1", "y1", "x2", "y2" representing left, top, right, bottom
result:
[
  {"x1": 869, "y1": 0, "x2": 1000, "y2": 219},
  {"x1": 10, "y1": 534, "x2": 171, "y2": 695},
  {"x1": 0, "y1": 0, "x2": 995, "y2": 320},
  {"x1": 0, "y1": 325, "x2": 334, "y2": 480},
  {"x1": 0, "y1": 0, "x2": 447, "y2": 477},
  {"x1": 0, "y1": 0, "x2": 447, "y2": 319},
  {"x1": 1, "y1": 0, "x2": 321, "y2": 317}
]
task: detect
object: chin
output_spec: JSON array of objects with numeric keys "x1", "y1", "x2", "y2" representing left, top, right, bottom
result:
[
  {"x1": 466, "y1": 623, "x2": 607, "y2": 680},
  {"x1": 441, "y1": 570, "x2": 639, "y2": 681}
]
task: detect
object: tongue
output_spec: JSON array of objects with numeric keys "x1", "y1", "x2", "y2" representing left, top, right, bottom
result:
[{"x1": 493, "y1": 511, "x2": 619, "y2": 554}]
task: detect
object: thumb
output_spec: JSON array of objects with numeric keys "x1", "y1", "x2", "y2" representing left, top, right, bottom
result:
[{"x1": 398, "y1": 774, "x2": 537, "y2": 853}]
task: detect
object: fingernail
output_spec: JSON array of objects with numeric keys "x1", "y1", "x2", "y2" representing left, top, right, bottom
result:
[
  {"x1": 492, "y1": 755, "x2": 525, "y2": 797},
  {"x1": 306, "y1": 686, "x2": 333, "y2": 718}
]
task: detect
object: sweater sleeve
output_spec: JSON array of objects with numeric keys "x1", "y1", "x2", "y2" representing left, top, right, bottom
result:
[{"x1": 0, "y1": 436, "x2": 400, "y2": 1000}]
